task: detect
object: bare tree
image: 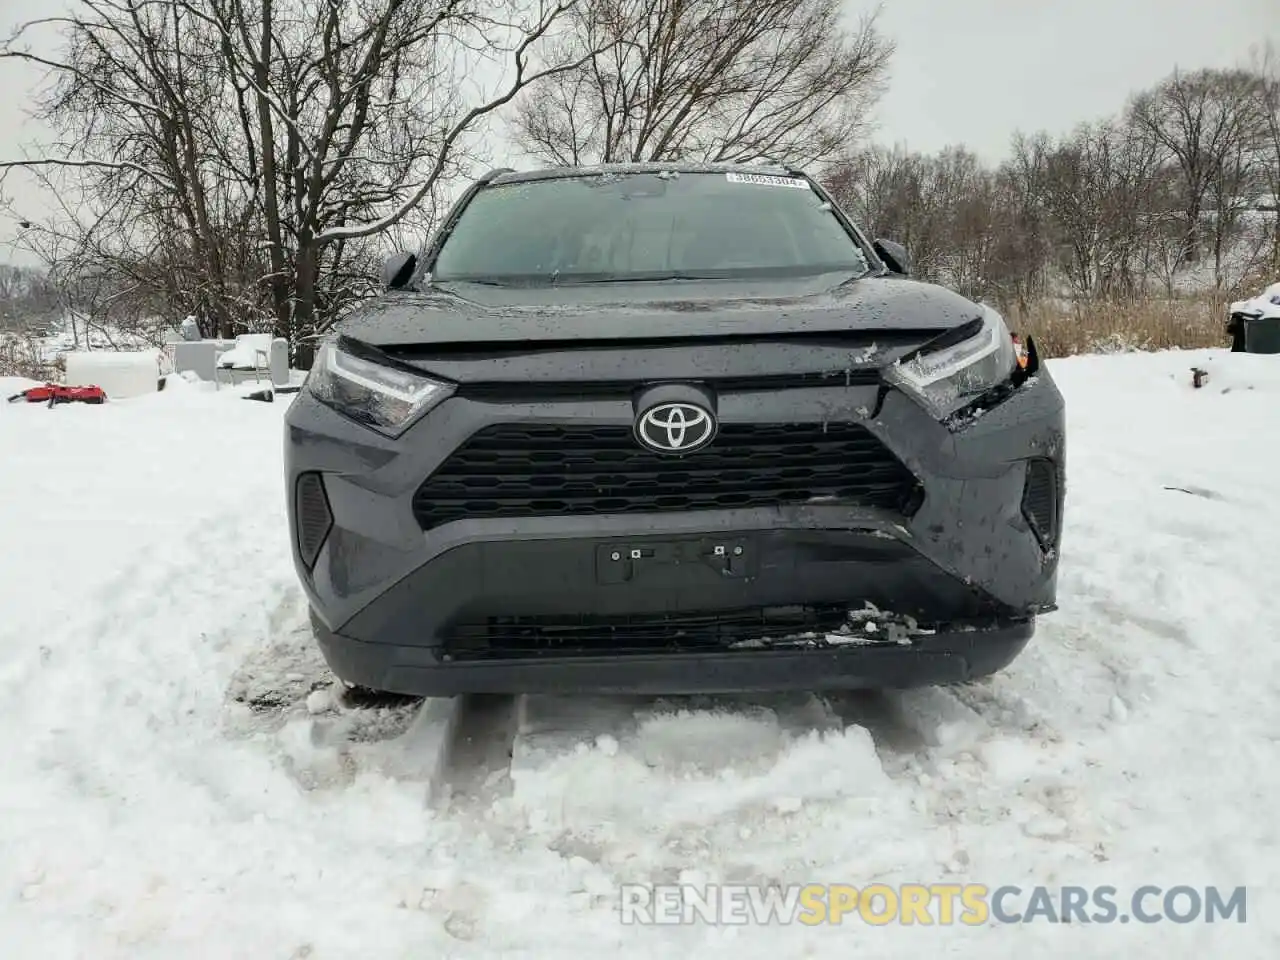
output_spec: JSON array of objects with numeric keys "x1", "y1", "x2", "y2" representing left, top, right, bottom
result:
[
  {"x1": 1, "y1": 0, "x2": 602, "y2": 358},
  {"x1": 0, "y1": 264, "x2": 60, "y2": 332},
  {"x1": 1029, "y1": 122, "x2": 1164, "y2": 298},
  {"x1": 996, "y1": 132, "x2": 1056, "y2": 310},
  {"x1": 1127, "y1": 67, "x2": 1269, "y2": 289},
  {"x1": 823, "y1": 145, "x2": 971, "y2": 287},
  {"x1": 512, "y1": 0, "x2": 893, "y2": 168},
  {"x1": 822, "y1": 146, "x2": 925, "y2": 251},
  {"x1": 823, "y1": 145, "x2": 1041, "y2": 307},
  {"x1": 1251, "y1": 42, "x2": 1280, "y2": 278}
]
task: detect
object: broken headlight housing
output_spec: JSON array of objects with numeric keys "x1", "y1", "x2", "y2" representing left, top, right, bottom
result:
[
  {"x1": 308, "y1": 337, "x2": 454, "y2": 437},
  {"x1": 886, "y1": 304, "x2": 1019, "y2": 417}
]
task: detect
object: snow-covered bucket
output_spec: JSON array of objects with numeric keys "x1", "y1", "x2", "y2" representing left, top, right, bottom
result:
[{"x1": 63, "y1": 350, "x2": 165, "y2": 400}]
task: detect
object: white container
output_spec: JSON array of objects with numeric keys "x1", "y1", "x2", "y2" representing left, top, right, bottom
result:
[{"x1": 63, "y1": 350, "x2": 163, "y2": 400}]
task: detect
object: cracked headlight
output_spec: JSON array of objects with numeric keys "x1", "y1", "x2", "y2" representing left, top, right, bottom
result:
[
  {"x1": 886, "y1": 304, "x2": 1018, "y2": 417},
  {"x1": 308, "y1": 338, "x2": 454, "y2": 436}
]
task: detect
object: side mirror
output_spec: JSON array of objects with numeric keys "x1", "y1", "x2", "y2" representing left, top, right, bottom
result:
[
  {"x1": 382, "y1": 251, "x2": 417, "y2": 290},
  {"x1": 872, "y1": 239, "x2": 911, "y2": 277}
]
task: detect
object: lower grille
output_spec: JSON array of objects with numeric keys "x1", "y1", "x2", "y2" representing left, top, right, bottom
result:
[
  {"x1": 1021, "y1": 458, "x2": 1060, "y2": 548},
  {"x1": 412, "y1": 422, "x2": 919, "y2": 530},
  {"x1": 445, "y1": 605, "x2": 854, "y2": 659}
]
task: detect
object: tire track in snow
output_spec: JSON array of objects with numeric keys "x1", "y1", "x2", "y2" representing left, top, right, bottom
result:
[
  {"x1": 508, "y1": 690, "x2": 849, "y2": 778},
  {"x1": 428, "y1": 693, "x2": 521, "y2": 809},
  {"x1": 449, "y1": 690, "x2": 915, "y2": 887},
  {"x1": 856, "y1": 674, "x2": 1104, "y2": 851},
  {"x1": 221, "y1": 596, "x2": 518, "y2": 803}
]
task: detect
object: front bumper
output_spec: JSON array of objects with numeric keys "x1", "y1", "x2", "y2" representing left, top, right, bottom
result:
[
  {"x1": 312, "y1": 606, "x2": 1034, "y2": 696},
  {"x1": 284, "y1": 369, "x2": 1064, "y2": 695}
]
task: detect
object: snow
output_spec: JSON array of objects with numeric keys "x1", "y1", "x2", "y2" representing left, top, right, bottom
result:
[
  {"x1": 2, "y1": 315, "x2": 177, "y2": 369},
  {"x1": 2, "y1": 375, "x2": 42, "y2": 397},
  {"x1": 1229, "y1": 280, "x2": 1280, "y2": 320},
  {"x1": 2, "y1": 348, "x2": 1279, "y2": 958}
]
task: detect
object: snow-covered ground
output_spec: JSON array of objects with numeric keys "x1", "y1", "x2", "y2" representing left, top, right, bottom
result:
[{"x1": 1, "y1": 351, "x2": 1278, "y2": 958}]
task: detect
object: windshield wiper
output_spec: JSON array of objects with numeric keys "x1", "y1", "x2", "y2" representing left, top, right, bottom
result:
[
  {"x1": 433, "y1": 278, "x2": 511, "y2": 288},
  {"x1": 554, "y1": 273, "x2": 717, "y2": 285},
  {"x1": 435, "y1": 268, "x2": 870, "y2": 288},
  {"x1": 833, "y1": 267, "x2": 876, "y2": 289}
]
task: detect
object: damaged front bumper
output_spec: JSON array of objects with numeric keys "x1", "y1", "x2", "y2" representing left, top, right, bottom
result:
[{"x1": 312, "y1": 605, "x2": 1035, "y2": 696}]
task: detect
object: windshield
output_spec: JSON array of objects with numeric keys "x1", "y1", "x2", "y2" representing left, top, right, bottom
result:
[{"x1": 429, "y1": 171, "x2": 871, "y2": 285}]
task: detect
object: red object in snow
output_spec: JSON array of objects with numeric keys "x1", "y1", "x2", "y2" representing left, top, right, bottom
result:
[
  {"x1": 6, "y1": 383, "x2": 108, "y2": 406},
  {"x1": 1011, "y1": 333, "x2": 1030, "y2": 370}
]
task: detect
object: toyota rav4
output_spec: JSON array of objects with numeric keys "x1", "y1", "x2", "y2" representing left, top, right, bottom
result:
[{"x1": 284, "y1": 162, "x2": 1065, "y2": 697}]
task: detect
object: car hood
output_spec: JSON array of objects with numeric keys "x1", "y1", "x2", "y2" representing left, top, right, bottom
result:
[{"x1": 335, "y1": 274, "x2": 984, "y2": 347}]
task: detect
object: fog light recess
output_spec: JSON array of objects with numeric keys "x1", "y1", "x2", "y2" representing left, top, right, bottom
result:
[{"x1": 295, "y1": 472, "x2": 333, "y2": 569}]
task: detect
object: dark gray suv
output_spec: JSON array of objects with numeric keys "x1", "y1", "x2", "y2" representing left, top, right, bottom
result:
[{"x1": 284, "y1": 162, "x2": 1065, "y2": 697}]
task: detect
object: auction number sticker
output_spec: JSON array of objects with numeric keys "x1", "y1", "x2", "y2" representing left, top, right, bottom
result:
[{"x1": 725, "y1": 172, "x2": 809, "y2": 188}]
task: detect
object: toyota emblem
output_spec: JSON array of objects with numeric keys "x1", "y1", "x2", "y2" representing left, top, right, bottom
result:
[{"x1": 634, "y1": 401, "x2": 717, "y2": 454}]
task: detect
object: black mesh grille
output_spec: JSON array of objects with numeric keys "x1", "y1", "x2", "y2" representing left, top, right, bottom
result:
[
  {"x1": 1021, "y1": 458, "x2": 1060, "y2": 548},
  {"x1": 452, "y1": 370, "x2": 882, "y2": 401},
  {"x1": 295, "y1": 472, "x2": 333, "y2": 568},
  {"x1": 445, "y1": 605, "x2": 854, "y2": 659},
  {"x1": 411, "y1": 422, "x2": 919, "y2": 530}
]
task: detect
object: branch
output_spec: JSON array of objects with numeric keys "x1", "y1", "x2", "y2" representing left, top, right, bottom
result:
[
  {"x1": 317, "y1": 3, "x2": 592, "y2": 245},
  {"x1": 0, "y1": 157, "x2": 173, "y2": 188}
]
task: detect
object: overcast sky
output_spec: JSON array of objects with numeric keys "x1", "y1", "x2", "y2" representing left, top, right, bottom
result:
[{"x1": 2, "y1": 0, "x2": 1277, "y2": 264}]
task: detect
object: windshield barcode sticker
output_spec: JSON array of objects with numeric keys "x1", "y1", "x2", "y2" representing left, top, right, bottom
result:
[{"x1": 725, "y1": 172, "x2": 809, "y2": 188}]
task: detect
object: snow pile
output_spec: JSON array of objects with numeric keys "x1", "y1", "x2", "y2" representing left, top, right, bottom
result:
[
  {"x1": 1, "y1": 375, "x2": 43, "y2": 397},
  {"x1": 1, "y1": 348, "x2": 1279, "y2": 958},
  {"x1": 1229, "y1": 280, "x2": 1280, "y2": 320}
]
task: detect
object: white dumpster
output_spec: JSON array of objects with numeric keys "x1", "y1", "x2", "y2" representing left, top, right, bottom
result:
[{"x1": 63, "y1": 350, "x2": 163, "y2": 400}]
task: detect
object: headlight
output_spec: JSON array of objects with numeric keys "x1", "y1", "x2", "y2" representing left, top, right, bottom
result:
[
  {"x1": 308, "y1": 338, "x2": 454, "y2": 436},
  {"x1": 886, "y1": 304, "x2": 1018, "y2": 416}
]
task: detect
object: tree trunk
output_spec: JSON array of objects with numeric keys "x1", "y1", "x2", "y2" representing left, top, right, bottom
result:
[{"x1": 293, "y1": 238, "x2": 319, "y2": 367}]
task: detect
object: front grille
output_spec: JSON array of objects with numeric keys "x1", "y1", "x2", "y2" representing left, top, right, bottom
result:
[
  {"x1": 1021, "y1": 458, "x2": 1060, "y2": 548},
  {"x1": 411, "y1": 422, "x2": 919, "y2": 530},
  {"x1": 445, "y1": 605, "x2": 854, "y2": 658},
  {"x1": 453, "y1": 370, "x2": 882, "y2": 401}
]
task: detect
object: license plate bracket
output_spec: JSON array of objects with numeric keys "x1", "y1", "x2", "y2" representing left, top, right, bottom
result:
[{"x1": 595, "y1": 536, "x2": 757, "y2": 584}]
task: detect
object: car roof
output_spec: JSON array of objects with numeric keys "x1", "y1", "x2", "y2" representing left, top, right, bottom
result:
[{"x1": 485, "y1": 161, "x2": 805, "y2": 186}]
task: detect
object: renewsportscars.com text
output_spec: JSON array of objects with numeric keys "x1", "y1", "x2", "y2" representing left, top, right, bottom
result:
[{"x1": 618, "y1": 883, "x2": 1247, "y2": 926}]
